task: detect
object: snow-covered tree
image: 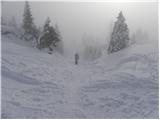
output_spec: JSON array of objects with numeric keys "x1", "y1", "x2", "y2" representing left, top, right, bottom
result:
[
  {"x1": 130, "y1": 32, "x2": 136, "y2": 44},
  {"x1": 38, "y1": 17, "x2": 60, "y2": 50},
  {"x1": 22, "y1": 1, "x2": 33, "y2": 37},
  {"x1": 82, "y1": 34, "x2": 102, "y2": 61},
  {"x1": 54, "y1": 24, "x2": 64, "y2": 54},
  {"x1": 137, "y1": 29, "x2": 149, "y2": 43},
  {"x1": 22, "y1": 1, "x2": 38, "y2": 41},
  {"x1": 108, "y1": 11, "x2": 129, "y2": 53},
  {"x1": 8, "y1": 16, "x2": 17, "y2": 28},
  {"x1": 83, "y1": 45, "x2": 102, "y2": 61}
]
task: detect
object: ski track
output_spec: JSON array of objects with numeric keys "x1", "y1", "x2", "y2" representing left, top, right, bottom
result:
[{"x1": 1, "y1": 38, "x2": 159, "y2": 118}]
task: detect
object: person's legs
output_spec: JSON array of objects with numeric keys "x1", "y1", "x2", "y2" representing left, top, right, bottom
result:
[{"x1": 75, "y1": 59, "x2": 77, "y2": 65}]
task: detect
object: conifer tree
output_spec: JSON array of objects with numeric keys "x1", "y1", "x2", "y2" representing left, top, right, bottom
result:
[
  {"x1": 39, "y1": 17, "x2": 60, "y2": 50},
  {"x1": 108, "y1": 11, "x2": 129, "y2": 53},
  {"x1": 22, "y1": 1, "x2": 38, "y2": 41}
]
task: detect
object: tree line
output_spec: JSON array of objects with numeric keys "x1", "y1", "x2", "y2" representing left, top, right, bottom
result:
[
  {"x1": 2, "y1": 1, "x2": 131, "y2": 56},
  {"x1": 22, "y1": 1, "x2": 130, "y2": 55},
  {"x1": 22, "y1": 1, "x2": 63, "y2": 54}
]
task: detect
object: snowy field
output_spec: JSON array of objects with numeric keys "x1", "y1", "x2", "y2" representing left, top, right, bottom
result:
[{"x1": 1, "y1": 28, "x2": 159, "y2": 118}]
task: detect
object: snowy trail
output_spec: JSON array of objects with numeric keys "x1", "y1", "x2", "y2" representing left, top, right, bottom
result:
[
  {"x1": 54, "y1": 63, "x2": 91, "y2": 118},
  {"x1": 1, "y1": 36, "x2": 159, "y2": 118}
]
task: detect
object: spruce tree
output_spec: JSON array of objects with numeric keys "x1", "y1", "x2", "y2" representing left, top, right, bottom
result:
[
  {"x1": 108, "y1": 11, "x2": 129, "y2": 53},
  {"x1": 22, "y1": 1, "x2": 35, "y2": 41},
  {"x1": 39, "y1": 17, "x2": 60, "y2": 50}
]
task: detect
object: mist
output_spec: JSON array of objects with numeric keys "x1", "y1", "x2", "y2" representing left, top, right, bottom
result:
[
  {"x1": 2, "y1": 1, "x2": 158, "y2": 56},
  {"x1": 1, "y1": 1, "x2": 159, "y2": 118}
]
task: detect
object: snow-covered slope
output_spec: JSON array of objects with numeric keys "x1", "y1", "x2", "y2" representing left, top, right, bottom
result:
[
  {"x1": 80, "y1": 43, "x2": 158, "y2": 118},
  {"x1": 1, "y1": 27, "x2": 159, "y2": 118}
]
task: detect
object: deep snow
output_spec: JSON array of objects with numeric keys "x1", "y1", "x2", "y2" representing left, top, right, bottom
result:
[{"x1": 1, "y1": 26, "x2": 159, "y2": 118}]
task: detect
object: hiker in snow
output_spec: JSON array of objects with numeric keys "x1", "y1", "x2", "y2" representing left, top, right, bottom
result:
[{"x1": 75, "y1": 53, "x2": 79, "y2": 65}]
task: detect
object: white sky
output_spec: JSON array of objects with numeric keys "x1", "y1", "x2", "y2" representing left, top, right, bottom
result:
[{"x1": 2, "y1": 1, "x2": 158, "y2": 55}]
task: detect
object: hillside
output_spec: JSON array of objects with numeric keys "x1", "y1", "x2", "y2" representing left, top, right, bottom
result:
[{"x1": 1, "y1": 26, "x2": 159, "y2": 118}]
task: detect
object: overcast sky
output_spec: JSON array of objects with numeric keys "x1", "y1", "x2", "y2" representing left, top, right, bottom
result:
[{"x1": 2, "y1": 1, "x2": 158, "y2": 56}]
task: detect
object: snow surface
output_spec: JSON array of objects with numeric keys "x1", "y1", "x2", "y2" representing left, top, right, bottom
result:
[{"x1": 1, "y1": 26, "x2": 159, "y2": 118}]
